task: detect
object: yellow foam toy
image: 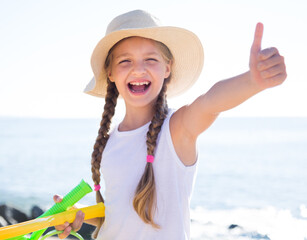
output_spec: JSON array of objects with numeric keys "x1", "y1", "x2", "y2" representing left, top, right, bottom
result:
[{"x1": 0, "y1": 203, "x2": 105, "y2": 239}]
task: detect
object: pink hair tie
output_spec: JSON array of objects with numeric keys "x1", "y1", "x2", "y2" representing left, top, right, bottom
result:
[
  {"x1": 147, "y1": 155, "x2": 154, "y2": 163},
  {"x1": 94, "y1": 184, "x2": 101, "y2": 191}
]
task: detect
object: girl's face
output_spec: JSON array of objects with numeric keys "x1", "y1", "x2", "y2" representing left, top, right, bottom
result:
[{"x1": 108, "y1": 37, "x2": 171, "y2": 109}]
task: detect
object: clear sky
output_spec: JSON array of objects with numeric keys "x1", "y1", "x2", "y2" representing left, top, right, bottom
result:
[{"x1": 0, "y1": 0, "x2": 306, "y2": 118}]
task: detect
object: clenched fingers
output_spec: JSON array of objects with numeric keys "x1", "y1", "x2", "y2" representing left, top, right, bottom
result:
[
  {"x1": 258, "y1": 47, "x2": 279, "y2": 61},
  {"x1": 58, "y1": 225, "x2": 72, "y2": 239},
  {"x1": 71, "y1": 211, "x2": 85, "y2": 232},
  {"x1": 257, "y1": 53, "x2": 284, "y2": 71},
  {"x1": 55, "y1": 221, "x2": 70, "y2": 231},
  {"x1": 260, "y1": 63, "x2": 286, "y2": 79},
  {"x1": 257, "y1": 47, "x2": 286, "y2": 86},
  {"x1": 52, "y1": 195, "x2": 84, "y2": 239},
  {"x1": 54, "y1": 211, "x2": 85, "y2": 239}
]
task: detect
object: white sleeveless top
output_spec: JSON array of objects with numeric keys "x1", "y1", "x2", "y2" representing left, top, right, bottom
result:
[{"x1": 98, "y1": 110, "x2": 198, "y2": 240}]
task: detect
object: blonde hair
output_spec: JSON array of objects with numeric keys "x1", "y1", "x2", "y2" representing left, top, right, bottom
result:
[{"x1": 91, "y1": 37, "x2": 173, "y2": 238}]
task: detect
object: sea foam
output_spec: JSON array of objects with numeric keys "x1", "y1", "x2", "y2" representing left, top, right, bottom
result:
[{"x1": 190, "y1": 206, "x2": 307, "y2": 240}]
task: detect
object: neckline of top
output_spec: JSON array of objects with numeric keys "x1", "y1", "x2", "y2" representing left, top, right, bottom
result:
[{"x1": 115, "y1": 121, "x2": 151, "y2": 136}]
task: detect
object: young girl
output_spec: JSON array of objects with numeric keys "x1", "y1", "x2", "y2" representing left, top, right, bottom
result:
[{"x1": 54, "y1": 9, "x2": 286, "y2": 240}]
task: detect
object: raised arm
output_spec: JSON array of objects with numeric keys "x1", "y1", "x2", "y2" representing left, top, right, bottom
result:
[{"x1": 170, "y1": 23, "x2": 287, "y2": 165}]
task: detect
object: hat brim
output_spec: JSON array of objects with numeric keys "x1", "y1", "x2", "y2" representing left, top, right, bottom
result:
[{"x1": 84, "y1": 26, "x2": 204, "y2": 98}]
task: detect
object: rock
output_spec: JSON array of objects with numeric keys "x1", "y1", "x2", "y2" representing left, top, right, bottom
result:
[
  {"x1": 0, "y1": 204, "x2": 28, "y2": 225},
  {"x1": 77, "y1": 223, "x2": 96, "y2": 239},
  {"x1": 228, "y1": 224, "x2": 240, "y2": 229},
  {"x1": 31, "y1": 205, "x2": 44, "y2": 219},
  {"x1": 248, "y1": 232, "x2": 270, "y2": 239},
  {"x1": 0, "y1": 215, "x2": 8, "y2": 227}
]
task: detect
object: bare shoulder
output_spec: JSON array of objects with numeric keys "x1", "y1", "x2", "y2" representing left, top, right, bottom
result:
[
  {"x1": 169, "y1": 106, "x2": 198, "y2": 166},
  {"x1": 169, "y1": 103, "x2": 218, "y2": 166}
]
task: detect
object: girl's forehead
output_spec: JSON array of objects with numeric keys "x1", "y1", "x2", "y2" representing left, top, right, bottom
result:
[
  {"x1": 112, "y1": 37, "x2": 160, "y2": 53},
  {"x1": 108, "y1": 36, "x2": 172, "y2": 65}
]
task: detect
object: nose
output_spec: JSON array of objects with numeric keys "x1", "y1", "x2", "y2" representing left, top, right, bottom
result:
[{"x1": 132, "y1": 60, "x2": 146, "y2": 76}]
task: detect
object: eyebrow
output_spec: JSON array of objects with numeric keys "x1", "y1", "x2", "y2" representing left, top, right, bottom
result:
[{"x1": 114, "y1": 53, "x2": 130, "y2": 60}]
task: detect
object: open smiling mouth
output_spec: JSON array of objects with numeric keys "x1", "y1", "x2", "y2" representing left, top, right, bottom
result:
[{"x1": 128, "y1": 81, "x2": 151, "y2": 93}]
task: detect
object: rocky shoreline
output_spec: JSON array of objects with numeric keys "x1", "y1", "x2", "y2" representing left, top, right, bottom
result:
[{"x1": 0, "y1": 204, "x2": 96, "y2": 239}]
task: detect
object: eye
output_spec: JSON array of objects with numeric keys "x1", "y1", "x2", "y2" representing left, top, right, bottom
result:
[
  {"x1": 146, "y1": 58, "x2": 158, "y2": 62},
  {"x1": 118, "y1": 59, "x2": 131, "y2": 64}
]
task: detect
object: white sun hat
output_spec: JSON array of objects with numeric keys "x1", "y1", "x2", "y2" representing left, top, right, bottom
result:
[{"x1": 84, "y1": 9, "x2": 204, "y2": 98}]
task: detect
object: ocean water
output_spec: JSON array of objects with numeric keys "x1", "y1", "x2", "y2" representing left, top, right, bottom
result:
[{"x1": 0, "y1": 117, "x2": 306, "y2": 239}]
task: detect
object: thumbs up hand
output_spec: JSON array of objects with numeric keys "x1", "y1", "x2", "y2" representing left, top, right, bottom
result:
[{"x1": 249, "y1": 23, "x2": 287, "y2": 90}]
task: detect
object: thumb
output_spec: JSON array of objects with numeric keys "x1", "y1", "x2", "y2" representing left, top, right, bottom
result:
[{"x1": 251, "y1": 22, "x2": 264, "y2": 55}]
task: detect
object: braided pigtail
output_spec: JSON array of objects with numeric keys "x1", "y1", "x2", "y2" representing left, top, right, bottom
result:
[
  {"x1": 132, "y1": 81, "x2": 169, "y2": 228},
  {"x1": 91, "y1": 79, "x2": 119, "y2": 239}
]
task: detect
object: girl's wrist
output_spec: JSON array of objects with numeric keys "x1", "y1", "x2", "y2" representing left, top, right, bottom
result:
[{"x1": 246, "y1": 70, "x2": 267, "y2": 94}]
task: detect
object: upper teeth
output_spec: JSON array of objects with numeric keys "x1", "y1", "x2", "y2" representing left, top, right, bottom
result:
[{"x1": 130, "y1": 81, "x2": 150, "y2": 86}]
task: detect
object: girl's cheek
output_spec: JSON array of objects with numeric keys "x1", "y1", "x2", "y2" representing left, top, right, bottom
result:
[{"x1": 151, "y1": 64, "x2": 168, "y2": 75}]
